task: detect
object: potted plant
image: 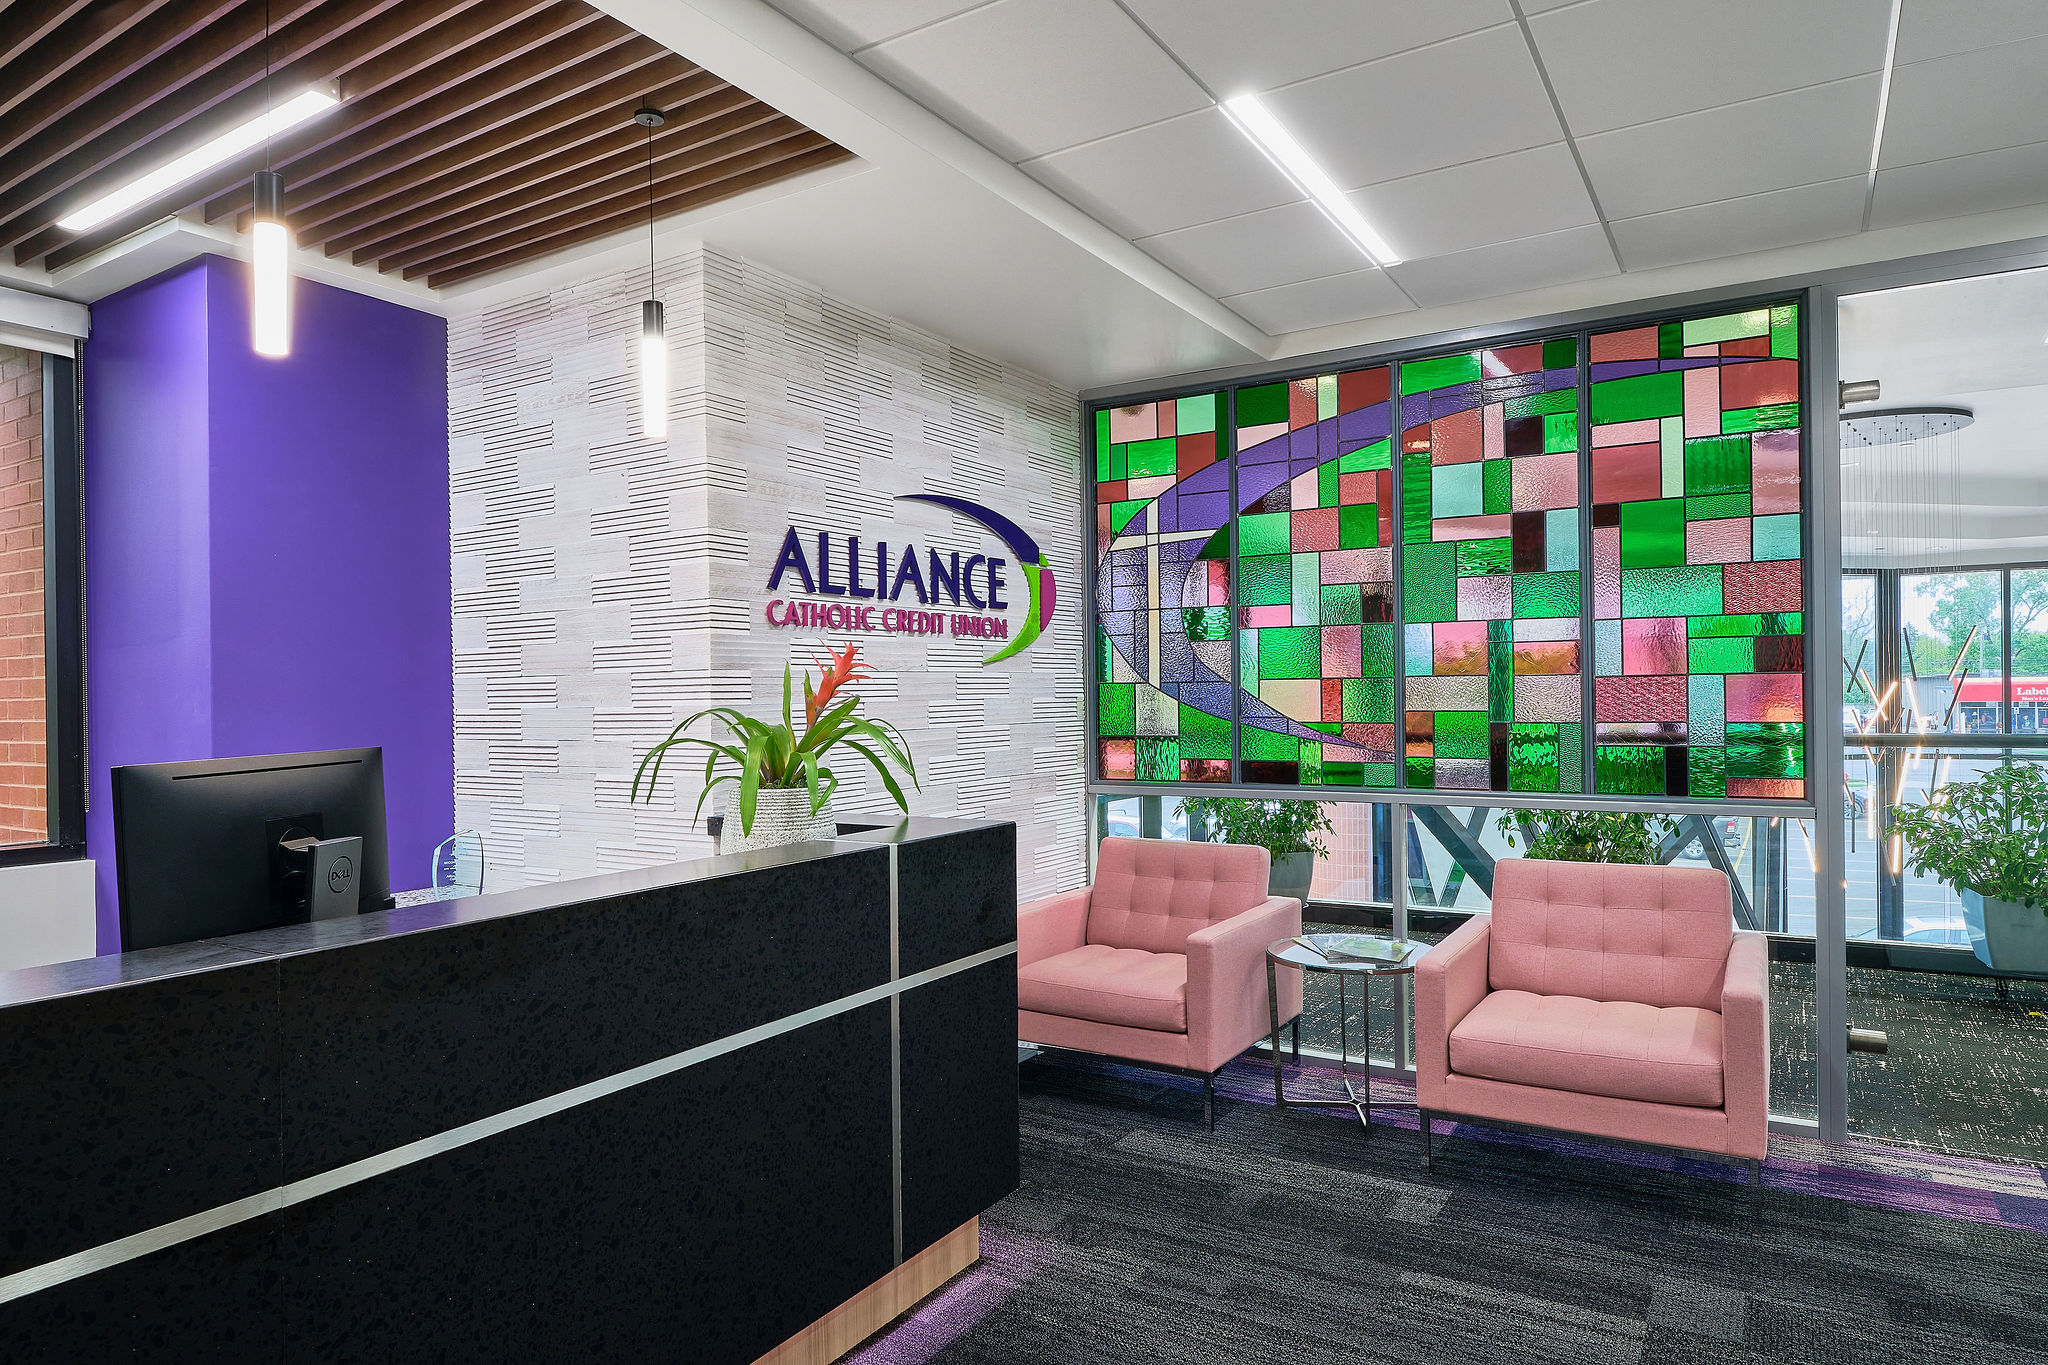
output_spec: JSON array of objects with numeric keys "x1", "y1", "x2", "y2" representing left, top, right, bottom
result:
[
  {"x1": 1179, "y1": 796, "x2": 1333, "y2": 907},
  {"x1": 1496, "y1": 809, "x2": 1676, "y2": 865},
  {"x1": 631, "y1": 643, "x2": 917, "y2": 853},
  {"x1": 1889, "y1": 761, "x2": 2048, "y2": 974}
]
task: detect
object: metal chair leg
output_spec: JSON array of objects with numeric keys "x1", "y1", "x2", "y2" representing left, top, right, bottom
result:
[
  {"x1": 1203, "y1": 1074, "x2": 1215, "y2": 1131},
  {"x1": 1290, "y1": 1017, "x2": 1300, "y2": 1065}
]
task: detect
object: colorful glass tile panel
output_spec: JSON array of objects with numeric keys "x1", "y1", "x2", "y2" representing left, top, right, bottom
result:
[
  {"x1": 1400, "y1": 337, "x2": 1582, "y2": 793},
  {"x1": 1093, "y1": 393, "x2": 1233, "y2": 782},
  {"x1": 1235, "y1": 367, "x2": 1397, "y2": 788},
  {"x1": 1588, "y1": 303, "x2": 1805, "y2": 799}
]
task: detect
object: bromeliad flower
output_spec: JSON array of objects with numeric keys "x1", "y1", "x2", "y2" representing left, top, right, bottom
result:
[{"x1": 805, "y1": 641, "x2": 874, "y2": 726}]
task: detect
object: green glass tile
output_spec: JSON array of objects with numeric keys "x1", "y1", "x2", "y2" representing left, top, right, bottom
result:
[
  {"x1": 1176, "y1": 392, "x2": 1217, "y2": 435},
  {"x1": 1687, "y1": 747, "x2": 1727, "y2": 798},
  {"x1": 1690, "y1": 613, "x2": 1764, "y2": 638},
  {"x1": 1318, "y1": 375, "x2": 1337, "y2": 421},
  {"x1": 1134, "y1": 737, "x2": 1178, "y2": 782},
  {"x1": 1110, "y1": 445, "x2": 1127, "y2": 480},
  {"x1": 1304, "y1": 723, "x2": 1341, "y2": 737},
  {"x1": 1683, "y1": 308, "x2": 1770, "y2": 346},
  {"x1": 1543, "y1": 411, "x2": 1579, "y2": 454},
  {"x1": 1619, "y1": 499, "x2": 1685, "y2": 568},
  {"x1": 1241, "y1": 724, "x2": 1300, "y2": 761},
  {"x1": 1405, "y1": 543, "x2": 1458, "y2": 622},
  {"x1": 1321, "y1": 761, "x2": 1363, "y2": 788},
  {"x1": 1298, "y1": 743, "x2": 1325, "y2": 786},
  {"x1": 1689, "y1": 675, "x2": 1725, "y2": 747},
  {"x1": 1688, "y1": 636, "x2": 1751, "y2": 673},
  {"x1": 1183, "y1": 605, "x2": 1231, "y2": 642},
  {"x1": 1760, "y1": 611, "x2": 1802, "y2": 636},
  {"x1": 1483, "y1": 458, "x2": 1511, "y2": 514},
  {"x1": 1753, "y1": 513, "x2": 1801, "y2": 561},
  {"x1": 1095, "y1": 625, "x2": 1113, "y2": 682},
  {"x1": 1096, "y1": 447, "x2": 1112, "y2": 482},
  {"x1": 1317, "y1": 461, "x2": 1341, "y2": 508},
  {"x1": 1347, "y1": 675, "x2": 1395, "y2": 721},
  {"x1": 1657, "y1": 322, "x2": 1684, "y2": 359},
  {"x1": 1339, "y1": 503, "x2": 1378, "y2": 550},
  {"x1": 1181, "y1": 704, "x2": 1231, "y2": 759},
  {"x1": 1558, "y1": 722, "x2": 1584, "y2": 794},
  {"x1": 1406, "y1": 756, "x2": 1434, "y2": 787},
  {"x1": 1488, "y1": 634, "x2": 1512, "y2": 723},
  {"x1": 1236, "y1": 382, "x2": 1288, "y2": 427},
  {"x1": 1505, "y1": 388, "x2": 1576, "y2": 419},
  {"x1": 1361, "y1": 762, "x2": 1396, "y2": 788},
  {"x1": 1340, "y1": 439, "x2": 1392, "y2": 472},
  {"x1": 1724, "y1": 402, "x2": 1800, "y2": 433},
  {"x1": 1620, "y1": 565, "x2": 1722, "y2": 618},
  {"x1": 1321, "y1": 584, "x2": 1364, "y2": 625},
  {"x1": 1596, "y1": 744, "x2": 1664, "y2": 796},
  {"x1": 1198, "y1": 525, "x2": 1230, "y2": 562},
  {"x1": 1126, "y1": 436, "x2": 1178, "y2": 478},
  {"x1": 1098, "y1": 683, "x2": 1136, "y2": 736},
  {"x1": 1238, "y1": 554, "x2": 1291, "y2": 606},
  {"x1": 1094, "y1": 408, "x2": 1112, "y2": 448},
  {"x1": 1590, "y1": 370, "x2": 1683, "y2": 424},
  {"x1": 1260, "y1": 626, "x2": 1321, "y2": 680},
  {"x1": 1508, "y1": 723, "x2": 1560, "y2": 793},
  {"x1": 1542, "y1": 336, "x2": 1578, "y2": 371},
  {"x1": 1545, "y1": 509, "x2": 1579, "y2": 571},
  {"x1": 1770, "y1": 302, "x2": 1799, "y2": 359},
  {"x1": 1239, "y1": 511, "x2": 1292, "y2": 557},
  {"x1": 1402, "y1": 451, "x2": 1433, "y2": 543},
  {"x1": 1401, "y1": 352, "x2": 1480, "y2": 394},
  {"x1": 1457, "y1": 537, "x2": 1512, "y2": 577},
  {"x1": 1110, "y1": 499, "x2": 1147, "y2": 534},
  {"x1": 1514, "y1": 571, "x2": 1580, "y2": 619},
  {"x1": 1435, "y1": 710, "x2": 1489, "y2": 759},
  {"x1": 1434, "y1": 461, "x2": 1484, "y2": 518},
  {"x1": 1684, "y1": 435, "x2": 1751, "y2": 497},
  {"x1": 1292, "y1": 554, "x2": 1320, "y2": 625},
  {"x1": 1728, "y1": 722, "x2": 1803, "y2": 780},
  {"x1": 1661, "y1": 417, "x2": 1683, "y2": 496},
  {"x1": 1361, "y1": 624, "x2": 1397, "y2": 678},
  {"x1": 1686, "y1": 493, "x2": 1751, "y2": 521}
]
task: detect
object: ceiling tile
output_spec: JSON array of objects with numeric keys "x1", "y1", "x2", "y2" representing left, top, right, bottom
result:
[
  {"x1": 1518, "y1": 0, "x2": 1586, "y2": 11},
  {"x1": 1261, "y1": 25, "x2": 1560, "y2": 188},
  {"x1": 1528, "y1": 0, "x2": 1889, "y2": 135},
  {"x1": 1610, "y1": 177, "x2": 1866, "y2": 271},
  {"x1": 1219, "y1": 268, "x2": 1413, "y2": 335},
  {"x1": 1576, "y1": 75, "x2": 1877, "y2": 219},
  {"x1": 1879, "y1": 35, "x2": 2048, "y2": 168},
  {"x1": 1020, "y1": 107, "x2": 1300, "y2": 240},
  {"x1": 1869, "y1": 139, "x2": 2048, "y2": 228},
  {"x1": 766, "y1": 0, "x2": 994, "y2": 53},
  {"x1": 1386, "y1": 224, "x2": 1616, "y2": 309},
  {"x1": 1893, "y1": 0, "x2": 2048, "y2": 64},
  {"x1": 1137, "y1": 200, "x2": 1373, "y2": 298},
  {"x1": 1119, "y1": 0, "x2": 1511, "y2": 96},
  {"x1": 1353, "y1": 143, "x2": 1598, "y2": 263},
  {"x1": 859, "y1": 0, "x2": 1208, "y2": 161}
]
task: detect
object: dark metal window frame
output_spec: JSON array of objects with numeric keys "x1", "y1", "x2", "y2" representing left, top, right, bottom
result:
[{"x1": 0, "y1": 346, "x2": 85, "y2": 867}]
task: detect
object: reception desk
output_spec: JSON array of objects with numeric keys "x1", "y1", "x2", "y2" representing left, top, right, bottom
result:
[{"x1": 0, "y1": 818, "x2": 1018, "y2": 1362}]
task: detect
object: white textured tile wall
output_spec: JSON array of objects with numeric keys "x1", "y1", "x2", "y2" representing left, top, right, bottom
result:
[{"x1": 447, "y1": 246, "x2": 1086, "y2": 900}]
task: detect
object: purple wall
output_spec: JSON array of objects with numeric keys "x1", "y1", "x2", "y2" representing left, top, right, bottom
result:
[{"x1": 84, "y1": 256, "x2": 452, "y2": 952}]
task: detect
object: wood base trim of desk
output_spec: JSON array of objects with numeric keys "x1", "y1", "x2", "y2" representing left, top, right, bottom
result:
[{"x1": 753, "y1": 1219, "x2": 980, "y2": 1365}]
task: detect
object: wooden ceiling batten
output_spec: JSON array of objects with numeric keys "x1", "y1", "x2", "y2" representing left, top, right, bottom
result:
[{"x1": 0, "y1": 0, "x2": 851, "y2": 288}]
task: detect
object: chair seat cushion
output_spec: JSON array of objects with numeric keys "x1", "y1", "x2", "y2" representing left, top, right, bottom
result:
[
  {"x1": 1017, "y1": 945, "x2": 1187, "y2": 1033},
  {"x1": 1449, "y1": 990, "x2": 1725, "y2": 1108}
]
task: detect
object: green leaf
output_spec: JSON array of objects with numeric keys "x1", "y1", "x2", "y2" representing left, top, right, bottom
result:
[
  {"x1": 739, "y1": 730, "x2": 767, "y2": 834},
  {"x1": 845, "y1": 740, "x2": 910, "y2": 812}
]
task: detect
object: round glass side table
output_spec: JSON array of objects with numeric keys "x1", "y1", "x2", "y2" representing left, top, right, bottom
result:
[{"x1": 1265, "y1": 935, "x2": 1430, "y2": 1137}]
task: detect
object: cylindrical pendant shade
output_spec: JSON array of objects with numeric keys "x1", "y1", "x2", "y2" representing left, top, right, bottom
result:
[
  {"x1": 640, "y1": 298, "x2": 666, "y2": 441},
  {"x1": 252, "y1": 169, "x2": 290, "y2": 358}
]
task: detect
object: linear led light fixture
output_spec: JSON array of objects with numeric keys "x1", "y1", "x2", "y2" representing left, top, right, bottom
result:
[
  {"x1": 57, "y1": 88, "x2": 339, "y2": 233},
  {"x1": 1220, "y1": 92, "x2": 1400, "y2": 267}
]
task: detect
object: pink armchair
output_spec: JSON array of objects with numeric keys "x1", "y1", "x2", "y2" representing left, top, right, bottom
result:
[
  {"x1": 1415, "y1": 858, "x2": 1769, "y2": 1186},
  {"x1": 1018, "y1": 838, "x2": 1303, "y2": 1128}
]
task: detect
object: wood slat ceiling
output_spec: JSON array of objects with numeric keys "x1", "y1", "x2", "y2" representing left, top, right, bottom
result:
[{"x1": 0, "y1": 0, "x2": 852, "y2": 289}]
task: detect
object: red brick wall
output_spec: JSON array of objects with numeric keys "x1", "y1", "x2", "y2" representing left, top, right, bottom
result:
[{"x1": 0, "y1": 344, "x2": 45, "y2": 846}]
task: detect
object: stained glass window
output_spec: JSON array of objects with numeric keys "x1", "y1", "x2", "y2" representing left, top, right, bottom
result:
[
  {"x1": 1587, "y1": 303, "x2": 1804, "y2": 799},
  {"x1": 1235, "y1": 367, "x2": 1396, "y2": 788},
  {"x1": 1093, "y1": 393, "x2": 1233, "y2": 782},
  {"x1": 1400, "y1": 339, "x2": 1582, "y2": 792}
]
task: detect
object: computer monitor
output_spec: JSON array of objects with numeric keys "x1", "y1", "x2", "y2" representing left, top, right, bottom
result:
[{"x1": 112, "y1": 747, "x2": 392, "y2": 952}]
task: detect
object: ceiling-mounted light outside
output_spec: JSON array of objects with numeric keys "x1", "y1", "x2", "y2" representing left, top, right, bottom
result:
[
  {"x1": 251, "y1": 169, "x2": 290, "y2": 358},
  {"x1": 57, "y1": 88, "x2": 338, "y2": 233},
  {"x1": 1221, "y1": 92, "x2": 1400, "y2": 267},
  {"x1": 635, "y1": 103, "x2": 667, "y2": 443}
]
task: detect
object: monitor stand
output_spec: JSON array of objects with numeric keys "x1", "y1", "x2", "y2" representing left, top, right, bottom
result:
[{"x1": 279, "y1": 834, "x2": 364, "y2": 921}]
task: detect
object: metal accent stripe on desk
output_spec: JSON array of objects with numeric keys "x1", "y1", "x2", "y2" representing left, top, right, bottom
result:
[{"x1": 0, "y1": 939, "x2": 1019, "y2": 1307}]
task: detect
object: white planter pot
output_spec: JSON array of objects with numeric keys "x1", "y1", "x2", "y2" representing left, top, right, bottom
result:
[
  {"x1": 1961, "y1": 889, "x2": 2048, "y2": 976},
  {"x1": 721, "y1": 786, "x2": 836, "y2": 854}
]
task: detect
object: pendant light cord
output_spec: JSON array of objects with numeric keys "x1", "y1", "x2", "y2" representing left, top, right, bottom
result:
[
  {"x1": 645, "y1": 117, "x2": 656, "y2": 297},
  {"x1": 262, "y1": 0, "x2": 273, "y2": 169}
]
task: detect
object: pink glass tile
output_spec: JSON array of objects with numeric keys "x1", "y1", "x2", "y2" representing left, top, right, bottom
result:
[
  {"x1": 1319, "y1": 549, "x2": 1368, "y2": 584},
  {"x1": 1595, "y1": 675, "x2": 1688, "y2": 722},
  {"x1": 1261, "y1": 679, "x2": 1320, "y2": 722},
  {"x1": 1184, "y1": 758, "x2": 1230, "y2": 783},
  {"x1": 1594, "y1": 418, "x2": 1661, "y2": 447},
  {"x1": 1431, "y1": 406, "x2": 1482, "y2": 464},
  {"x1": 1591, "y1": 445, "x2": 1661, "y2": 503},
  {"x1": 1686, "y1": 516, "x2": 1752, "y2": 565},
  {"x1": 1341, "y1": 723, "x2": 1396, "y2": 758},
  {"x1": 1292, "y1": 506, "x2": 1341, "y2": 552},
  {"x1": 1322, "y1": 742, "x2": 1369, "y2": 764},
  {"x1": 1488, "y1": 343, "x2": 1545, "y2": 375},
  {"x1": 1512, "y1": 640, "x2": 1581, "y2": 676},
  {"x1": 1156, "y1": 400, "x2": 1176, "y2": 440},
  {"x1": 1435, "y1": 621, "x2": 1488, "y2": 674},
  {"x1": 1683, "y1": 343, "x2": 1721, "y2": 358},
  {"x1": 1108, "y1": 404, "x2": 1158, "y2": 444},
  {"x1": 1405, "y1": 711, "x2": 1434, "y2": 755},
  {"x1": 1594, "y1": 527, "x2": 1621, "y2": 617},
  {"x1": 1724, "y1": 560, "x2": 1801, "y2": 613},
  {"x1": 1322, "y1": 625, "x2": 1362, "y2": 678},
  {"x1": 1457, "y1": 574, "x2": 1512, "y2": 621},
  {"x1": 1622, "y1": 617, "x2": 1687, "y2": 675},
  {"x1": 1684, "y1": 365, "x2": 1721, "y2": 438},
  {"x1": 1339, "y1": 471, "x2": 1376, "y2": 504},
  {"x1": 1126, "y1": 475, "x2": 1175, "y2": 500},
  {"x1": 1323, "y1": 679, "x2": 1343, "y2": 721},
  {"x1": 1484, "y1": 401, "x2": 1504, "y2": 460},
  {"x1": 1727, "y1": 777, "x2": 1804, "y2": 799},
  {"x1": 1240, "y1": 605, "x2": 1292, "y2": 628},
  {"x1": 1237, "y1": 421, "x2": 1288, "y2": 454},
  {"x1": 1591, "y1": 326, "x2": 1658, "y2": 362},
  {"x1": 1433, "y1": 514, "x2": 1512, "y2": 541},
  {"x1": 1752, "y1": 429, "x2": 1801, "y2": 514},
  {"x1": 1727, "y1": 672, "x2": 1803, "y2": 723},
  {"x1": 1290, "y1": 379, "x2": 1319, "y2": 428},
  {"x1": 1209, "y1": 559, "x2": 1229, "y2": 605},
  {"x1": 1291, "y1": 467, "x2": 1322, "y2": 509},
  {"x1": 1511, "y1": 452, "x2": 1578, "y2": 511},
  {"x1": 1098, "y1": 739, "x2": 1135, "y2": 780}
]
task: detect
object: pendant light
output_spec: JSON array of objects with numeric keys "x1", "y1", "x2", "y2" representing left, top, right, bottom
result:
[
  {"x1": 634, "y1": 104, "x2": 666, "y2": 442},
  {"x1": 252, "y1": 1, "x2": 291, "y2": 358}
]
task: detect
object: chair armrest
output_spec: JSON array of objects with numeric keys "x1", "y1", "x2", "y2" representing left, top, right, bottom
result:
[
  {"x1": 1720, "y1": 930, "x2": 1771, "y2": 1159},
  {"x1": 1413, "y1": 914, "x2": 1491, "y2": 1104},
  {"x1": 1017, "y1": 886, "x2": 1089, "y2": 969},
  {"x1": 1186, "y1": 895, "x2": 1302, "y2": 1074}
]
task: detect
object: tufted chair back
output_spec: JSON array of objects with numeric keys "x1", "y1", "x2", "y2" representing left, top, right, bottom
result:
[
  {"x1": 1086, "y1": 838, "x2": 1273, "y2": 955},
  {"x1": 1487, "y1": 859, "x2": 1735, "y2": 1011}
]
